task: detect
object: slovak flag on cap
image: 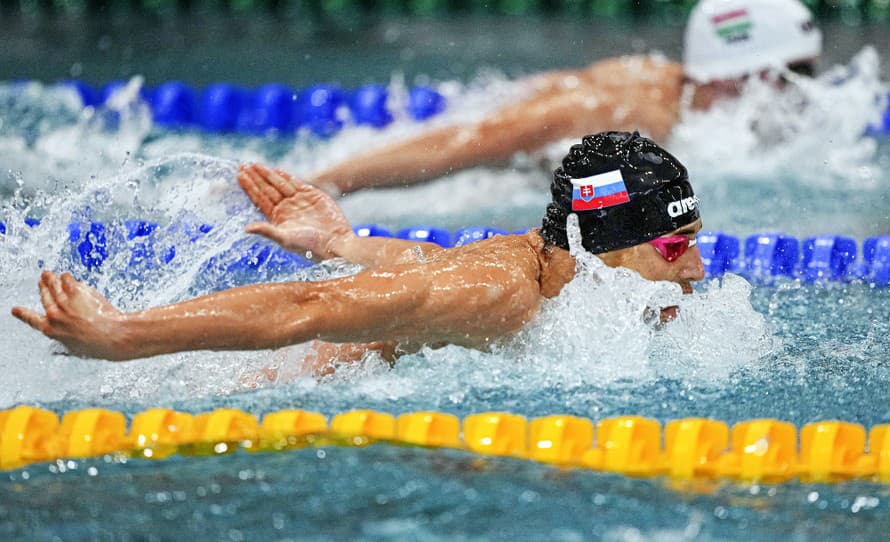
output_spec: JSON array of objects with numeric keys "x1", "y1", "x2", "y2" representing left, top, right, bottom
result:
[{"x1": 571, "y1": 169, "x2": 631, "y2": 211}]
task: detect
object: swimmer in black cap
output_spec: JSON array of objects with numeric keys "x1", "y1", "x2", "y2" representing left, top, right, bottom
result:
[{"x1": 12, "y1": 132, "x2": 704, "y2": 371}]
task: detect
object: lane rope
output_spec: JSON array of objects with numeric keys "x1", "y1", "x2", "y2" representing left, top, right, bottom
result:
[
  {"x1": 1, "y1": 405, "x2": 888, "y2": 484},
  {"x1": 2, "y1": 219, "x2": 888, "y2": 286},
  {"x1": 15, "y1": 79, "x2": 890, "y2": 137}
]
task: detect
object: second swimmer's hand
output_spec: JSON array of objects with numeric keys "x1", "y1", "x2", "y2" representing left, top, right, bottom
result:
[
  {"x1": 237, "y1": 163, "x2": 355, "y2": 260},
  {"x1": 11, "y1": 271, "x2": 132, "y2": 361}
]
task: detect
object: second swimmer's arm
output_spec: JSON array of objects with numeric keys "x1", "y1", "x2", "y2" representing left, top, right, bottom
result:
[
  {"x1": 309, "y1": 58, "x2": 682, "y2": 194},
  {"x1": 309, "y1": 82, "x2": 586, "y2": 194}
]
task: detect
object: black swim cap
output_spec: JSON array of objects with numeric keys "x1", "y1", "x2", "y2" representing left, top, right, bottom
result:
[{"x1": 540, "y1": 131, "x2": 699, "y2": 254}]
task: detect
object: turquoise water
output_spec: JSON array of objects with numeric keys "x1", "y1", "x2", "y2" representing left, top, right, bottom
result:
[
  {"x1": 1, "y1": 14, "x2": 890, "y2": 542},
  {"x1": 1, "y1": 278, "x2": 889, "y2": 541}
]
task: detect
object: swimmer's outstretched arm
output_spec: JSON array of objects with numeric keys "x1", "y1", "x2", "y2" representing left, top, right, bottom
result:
[
  {"x1": 307, "y1": 57, "x2": 681, "y2": 195},
  {"x1": 11, "y1": 245, "x2": 542, "y2": 361},
  {"x1": 308, "y1": 89, "x2": 587, "y2": 194},
  {"x1": 238, "y1": 164, "x2": 445, "y2": 268}
]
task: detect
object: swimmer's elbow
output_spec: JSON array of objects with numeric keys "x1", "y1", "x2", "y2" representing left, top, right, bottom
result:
[{"x1": 265, "y1": 283, "x2": 329, "y2": 346}]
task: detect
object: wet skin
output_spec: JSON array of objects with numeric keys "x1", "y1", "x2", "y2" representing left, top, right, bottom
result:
[
  {"x1": 11, "y1": 164, "x2": 704, "y2": 364},
  {"x1": 598, "y1": 221, "x2": 706, "y2": 323},
  {"x1": 303, "y1": 55, "x2": 815, "y2": 198},
  {"x1": 309, "y1": 56, "x2": 686, "y2": 194}
]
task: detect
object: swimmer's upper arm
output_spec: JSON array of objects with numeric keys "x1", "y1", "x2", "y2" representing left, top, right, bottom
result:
[
  {"x1": 399, "y1": 245, "x2": 543, "y2": 341},
  {"x1": 304, "y1": 244, "x2": 542, "y2": 346}
]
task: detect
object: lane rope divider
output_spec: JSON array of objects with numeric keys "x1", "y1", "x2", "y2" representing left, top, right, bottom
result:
[
  {"x1": 1, "y1": 220, "x2": 887, "y2": 286},
  {"x1": 1, "y1": 406, "x2": 888, "y2": 484},
  {"x1": 11, "y1": 80, "x2": 890, "y2": 137}
]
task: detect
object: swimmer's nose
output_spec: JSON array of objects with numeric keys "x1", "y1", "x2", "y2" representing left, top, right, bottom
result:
[{"x1": 681, "y1": 244, "x2": 706, "y2": 283}]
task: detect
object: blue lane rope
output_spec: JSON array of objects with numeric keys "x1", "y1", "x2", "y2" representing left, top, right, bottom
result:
[
  {"x1": 47, "y1": 80, "x2": 890, "y2": 137},
  {"x1": 1, "y1": 218, "x2": 888, "y2": 286},
  {"x1": 55, "y1": 80, "x2": 447, "y2": 137}
]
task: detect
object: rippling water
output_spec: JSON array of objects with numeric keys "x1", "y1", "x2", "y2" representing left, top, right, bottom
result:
[{"x1": 1, "y1": 19, "x2": 889, "y2": 541}]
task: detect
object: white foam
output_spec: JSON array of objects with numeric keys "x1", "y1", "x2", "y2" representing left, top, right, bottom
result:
[
  {"x1": 0, "y1": 52, "x2": 879, "y2": 406},
  {"x1": 670, "y1": 47, "x2": 887, "y2": 187}
]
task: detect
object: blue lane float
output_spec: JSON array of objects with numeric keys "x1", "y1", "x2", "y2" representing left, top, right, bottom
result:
[
  {"x1": 151, "y1": 81, "x2": 196, "y2": 128},
  {"x1": 395, "y1": 226, "x2": 452, "y2": 247},
  {"x1": 296, "y1": 84, "x2": 347, "y2": 138},
  {"x1": 1, "y1": 218, "x2": 888, "y2": 286},
  {"x1": 350, "y1": 84, "x2": 393, "y2": 128},
  {"x1": 198, "y1": 83, "x2": 246, "y2": 133},
  {"x1": 54, "y1": 79, "x2": 448, "y2": 137},
  {"x1": 237, "y1": 83, "x2": 297, "y2": 134},
  {"x1": 49, "y1": 79, "x2": 890, "y2": 138},
  {"x1": 742, "y1": 234, "x2": 798, "y2": 281},
  {"x1": 696, "y1": 231, "x2": 890, "y2": 287},
  {"x1": 406, "y1": 85, "x2": 447, "y2": 121}
]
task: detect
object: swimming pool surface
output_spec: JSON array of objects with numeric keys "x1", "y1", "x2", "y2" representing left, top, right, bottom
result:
[{"x1": 1, "y1": 13, "x2": 889, "y2": 541}]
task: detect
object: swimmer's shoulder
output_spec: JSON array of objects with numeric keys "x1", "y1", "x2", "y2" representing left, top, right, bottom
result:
[
  {"x1": 454, "y1": 229, "x2": 545, "y2": 254},
  {"x1": 450, "y1": 230, "x2": 547, "y2": 275}
]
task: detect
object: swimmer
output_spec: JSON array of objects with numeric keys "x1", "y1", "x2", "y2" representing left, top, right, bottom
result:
[
  {"x1": 12, "y1": 132, "x2": 704, "y2": 366},
  {"x1": 304, "y1": 0, "x2": 821, "y2": 195}
]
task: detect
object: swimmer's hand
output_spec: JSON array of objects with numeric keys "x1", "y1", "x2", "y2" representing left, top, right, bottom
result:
[
  {"x1": 237, "y1": 163, "x2": 355, "y2": 261},
  {"x1": 11, "y1": 271, "x2": 129, "y2": 361}
]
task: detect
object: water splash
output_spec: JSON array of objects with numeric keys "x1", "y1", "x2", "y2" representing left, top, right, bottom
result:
[
  {"x1": 0, "y1": 150, "x2": 364, "y2": 407},
  {"x1": 499, "y1": 215, "x2": 775, "y2": 386},
  {"x1": 0, "y1": 77, "x2": 153, "y2": 196},
  {"x1": 0, "y1": 53, "x2": 878, "y2": 407},
  {"x1": 670, "y1": 47, "x2": 887, "y2": 186}
]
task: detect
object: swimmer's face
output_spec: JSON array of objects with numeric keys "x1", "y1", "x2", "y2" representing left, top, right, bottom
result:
[
  {"x1": 690, "y1": 58, "x2": 818, "y2": 110},
  {"x1": 599, "y1": 219, "x2": 704, "y2": 322},
  {"x1": 599, "y1": 219, "x2": 705, "y2": 293}
]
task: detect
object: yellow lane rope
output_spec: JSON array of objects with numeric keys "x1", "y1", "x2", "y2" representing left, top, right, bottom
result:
[{"x1": 1, "y1": 406, "x2": 887, "y2": 484}]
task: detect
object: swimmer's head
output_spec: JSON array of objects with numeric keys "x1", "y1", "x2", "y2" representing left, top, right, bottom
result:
[
  {"x1": 541, "y1": 131, "x2": 699, "y2": 254},
  {"x1": 683, "y1": 0, "x2": 821, "y2": 84}
]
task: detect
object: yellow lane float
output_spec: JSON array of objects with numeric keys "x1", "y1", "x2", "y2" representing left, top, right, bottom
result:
[{"x1": 1, "y1": 405, "x2": 888, "y2": 485}]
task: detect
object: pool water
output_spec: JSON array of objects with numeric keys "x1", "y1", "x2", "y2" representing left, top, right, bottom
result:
[{"x1": 1, "y1": 14, "x2": 889, "y2": 542}]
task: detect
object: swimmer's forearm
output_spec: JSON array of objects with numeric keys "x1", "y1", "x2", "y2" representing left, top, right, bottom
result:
[
  {"x1": 310, "y1": 113, "x2": 541, "y2": 194},
  {"x1": 310, "y1": 125, "x2": 478, "y2": 193},
  {"x1": 115, "y1": 283, "x2": 328, "y2": 359},
  {"x1": 330, "y1": 235, "x2": 443, "y2": 268},
  {"x1": 114, "y1": 273, "x2": 426, "y2": 360}
]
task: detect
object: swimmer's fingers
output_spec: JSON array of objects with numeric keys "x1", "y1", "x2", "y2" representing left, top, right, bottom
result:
[
  {"x1": 44, "y1": 270, "x2": 68, "y2": 306},
  {"x1": 60, "y1": 272, "x2": 78, "y2": 295},
  {"x1": 244, "y1": 164, "x2": 287, "y2": 205},
  {"x1": 38, "y1": 271, "x2": 61, "y2": 314},
  {"x1": 272, "y1": 168, "x2": 317, "y2": 194},
  {"x1": 254, "y1": 164, "x2": 297, "y2": 198},
  {"x1": 246, "y1": 163, "x2": 294, "y2": 201},
  {"x1": 273, "y1": 168, "x2": 295, "y2": 180},
  {"x1": 11, "y1": 306, "x2": 49, "y2": 334},
  {"x1": 58, "y1": 273, "x2": 87, "y2": 311},
  {"x1": 244, "y1": 222, "x2": 287, "y2": 245},
  {"x1": 238, "y1": 165, "x2": 277, "y2": 216}
]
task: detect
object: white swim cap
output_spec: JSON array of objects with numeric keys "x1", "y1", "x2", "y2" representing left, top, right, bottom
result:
[{"x1": 683, "y1": 0, "x2": 822, "y2": 83}]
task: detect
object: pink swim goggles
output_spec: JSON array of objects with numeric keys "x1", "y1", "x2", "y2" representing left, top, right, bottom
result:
[{"x1": 648, "y1": 236, "x2": 697, "y2": 263}]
